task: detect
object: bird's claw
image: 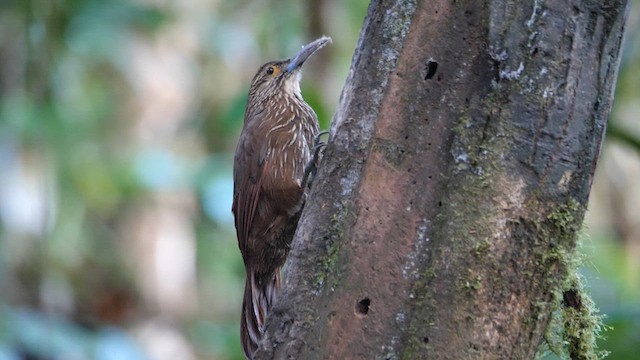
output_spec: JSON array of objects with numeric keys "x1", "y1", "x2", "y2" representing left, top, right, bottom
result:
[
  {"x1": 314, "y1": 130, "x2": 330, "y2": 145},
  {"x1": 302, "y1": 131, "x2": 330, "y2": 189}
]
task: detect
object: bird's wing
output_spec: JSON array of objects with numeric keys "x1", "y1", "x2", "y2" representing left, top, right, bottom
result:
[{"x1": 232, "y1": 124, "x2": 269, "y2": 260}]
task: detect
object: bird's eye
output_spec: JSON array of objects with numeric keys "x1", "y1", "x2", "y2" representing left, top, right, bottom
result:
[{"x1": 266, "y1": 66, "x2": 274, "y2": 75}]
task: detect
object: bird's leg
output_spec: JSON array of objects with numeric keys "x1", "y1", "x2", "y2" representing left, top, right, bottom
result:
[{"x1": 302, "y1": 131, "x2": 329, "y2": 189}]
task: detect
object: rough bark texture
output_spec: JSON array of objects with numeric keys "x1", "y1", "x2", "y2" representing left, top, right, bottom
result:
[{"x1": 255, "y1": 0, "x2": 629, "y2": 359}]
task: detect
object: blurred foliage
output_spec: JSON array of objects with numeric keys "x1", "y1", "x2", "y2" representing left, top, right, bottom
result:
[{"x1": 0, "y1": 0, "x2": 638, "y2": 359}]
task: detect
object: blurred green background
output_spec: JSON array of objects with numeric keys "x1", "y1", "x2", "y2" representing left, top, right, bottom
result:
[{"x1": 0, "y1": 1, "x2": 638, "y2": 359}]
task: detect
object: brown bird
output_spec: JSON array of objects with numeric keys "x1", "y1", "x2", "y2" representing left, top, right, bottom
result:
[{"x1": 232, "y1": 36, "x2": 331, "y2": 359}]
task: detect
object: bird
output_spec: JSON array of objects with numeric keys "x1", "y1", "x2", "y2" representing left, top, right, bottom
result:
[{"x1": 232, "y1": 36, "x2": 331, "y2": 359}]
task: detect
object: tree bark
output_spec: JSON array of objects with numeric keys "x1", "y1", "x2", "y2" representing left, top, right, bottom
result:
[{"x1": 255, "y1": 0, "x2": 629, "y2": 359}]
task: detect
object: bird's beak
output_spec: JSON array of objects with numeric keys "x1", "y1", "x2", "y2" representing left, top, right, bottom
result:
[{"x1": 285, "y1": 36, "x2": 332, "y2": 73}]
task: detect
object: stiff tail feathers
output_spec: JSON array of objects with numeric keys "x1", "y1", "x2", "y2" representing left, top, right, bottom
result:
[{"x1": 241, "y1": 269, "x2": 281, "y2": 359}]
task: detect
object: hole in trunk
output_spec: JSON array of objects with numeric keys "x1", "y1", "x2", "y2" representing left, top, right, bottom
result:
[
  {"x1": 355, "y1": 297, "x2": 371, "y2": 316},
  {"x1": 425, "y1": 60, "x2": 438, "y2": 80}
]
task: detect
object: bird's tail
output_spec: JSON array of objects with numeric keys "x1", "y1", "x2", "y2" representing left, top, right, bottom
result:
[{"x1": 241, "y1": 268, "x2": 281, "y2": 359}]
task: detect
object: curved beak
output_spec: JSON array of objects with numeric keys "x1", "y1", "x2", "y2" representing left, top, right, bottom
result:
[{"x1": 285, "y1": 36, "x2": 332, "y2": 73}]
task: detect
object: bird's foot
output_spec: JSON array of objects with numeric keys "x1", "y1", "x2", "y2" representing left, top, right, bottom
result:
[{"x1": 302, "y1": 131, "x2": 329, "y2": 189}]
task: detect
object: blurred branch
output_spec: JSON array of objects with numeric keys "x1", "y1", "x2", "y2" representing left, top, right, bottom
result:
[{"x1": 607, "y1": 122, "x2": 640, "y2": 154}]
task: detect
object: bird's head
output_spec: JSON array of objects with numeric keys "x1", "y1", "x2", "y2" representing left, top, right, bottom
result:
[{"x1": 248, "y1": 36, "x2": 331, "y2": 102}]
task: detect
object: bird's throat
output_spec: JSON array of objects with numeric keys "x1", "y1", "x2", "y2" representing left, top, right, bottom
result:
[{"x1": 282, "y1": 71, "x2": 302, "y2": 98}]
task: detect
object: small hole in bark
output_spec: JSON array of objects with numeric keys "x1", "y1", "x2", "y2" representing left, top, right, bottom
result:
[
  {"x1": 425, "y1": 60, "x2": 438, "y2": 80},
  {"x1": 428, "y1": 175, "x2": 432, "y2": 179},
  {"x1": 423, "y1": 336, "x2": 429, "y2": 343},
  {"x1": 355, "y1": 298, "x2": 371, "y2": 316},
  {"x1": 438, "y1": 201, "x2": 442, "y2": 207},
  {"x1": 491, "y1": 59, "x2": 501, "y2": 83},
  {"x1": 437, "y1": 74, "x2": 443, "y2": 82},
  {"x1": 532, "y1": 47, "x2": 539, "y2": 56},
  {"x1": 427, "y1": 142, "x2": 432, "y2": 147},
  {"x1": 405, "y1": 135, "x2": 409, "y2": 140}
]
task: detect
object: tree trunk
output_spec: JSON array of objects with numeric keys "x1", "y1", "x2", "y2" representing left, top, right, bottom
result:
[{"x1": 255, "y1": 0, "x2": 629, "y2": 359}]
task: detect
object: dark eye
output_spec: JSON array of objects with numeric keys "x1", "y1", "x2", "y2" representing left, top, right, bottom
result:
[{"x1": 266, "y1": 66, "x2": 274, "y2": 75}]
